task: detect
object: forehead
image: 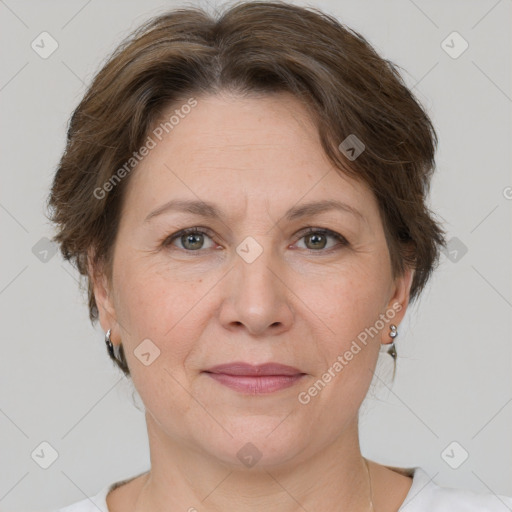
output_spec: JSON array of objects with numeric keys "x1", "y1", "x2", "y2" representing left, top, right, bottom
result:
[
  {"x1": 150, "y1": 92, "x2": 327, "y2": 169},
  {"x1": 121, "y1": 92, "x2": 377, "y2": 223}
]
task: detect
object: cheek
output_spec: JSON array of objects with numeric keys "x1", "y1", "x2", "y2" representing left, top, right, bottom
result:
[
  {"x1": 115, "y1": 250, "x2": 197, "y2": 325},
  {"x1": 113, "y1": 264, "x2": 202, "y2": 415},
  {"x1": 113, "y1": 255, "x2": 204, "y2": 370},
  {"x1": 300, "y1": 274, "x2": 384, "y2": 414},
  {"x1": 307, "y1": 263, "x2": 389, "y2": 343}
]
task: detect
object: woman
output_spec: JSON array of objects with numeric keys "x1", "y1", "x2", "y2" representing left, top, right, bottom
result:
[{"x1": 48, "y1": 1, "x2": 512, "y2": 511}]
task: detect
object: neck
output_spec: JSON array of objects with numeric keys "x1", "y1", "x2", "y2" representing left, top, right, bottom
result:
[{"x1": 135, "y1": 414, "x2": 372, "y2": 512}]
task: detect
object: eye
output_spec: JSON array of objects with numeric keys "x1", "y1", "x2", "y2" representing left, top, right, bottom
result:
[
  {"x1": 162, "y1": 226, "x2": 348, "y2": 254},
  {"x1": 294, "y1": 227, "x2": 348, "y2": 253},
  {"x1": 163, "y1": 227, "x2": 216, "y2": 251}
]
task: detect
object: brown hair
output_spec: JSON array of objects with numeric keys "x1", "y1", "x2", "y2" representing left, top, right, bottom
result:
[{"x1": 47, "y1": 0, "x2": 446, "y2": 376}]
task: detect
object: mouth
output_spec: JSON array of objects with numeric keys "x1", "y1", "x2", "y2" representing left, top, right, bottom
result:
[{"x1": 202, "y1": 362, "x2": 307, "y2": 394}]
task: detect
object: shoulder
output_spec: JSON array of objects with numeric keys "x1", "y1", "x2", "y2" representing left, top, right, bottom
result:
[{"x1": 399, "y1": 466, "x2": 512, "y2": 511}]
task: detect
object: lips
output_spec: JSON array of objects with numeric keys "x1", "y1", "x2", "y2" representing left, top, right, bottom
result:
[
  {"x1": 202, "y1": 362, "x2": 306, "y2": 394},
  {"x1": 204, "y1": 362, "x2": 304, "y2": 376}
]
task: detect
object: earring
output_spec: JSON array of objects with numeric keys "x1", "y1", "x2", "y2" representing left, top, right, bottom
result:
[
  {"x1": 104, "y1": 329, "x2": 130, "y2": 375},
  {"x1": 105, "y1": 328, "x2": 121, "y2": 362},
  {"x1": 387, "y1": 324, "x2": 397, "y2": 360}
]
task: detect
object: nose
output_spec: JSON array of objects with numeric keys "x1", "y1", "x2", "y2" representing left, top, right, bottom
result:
[{"x1": 218, "y1": 239, "x2": 294, "y2": 337}]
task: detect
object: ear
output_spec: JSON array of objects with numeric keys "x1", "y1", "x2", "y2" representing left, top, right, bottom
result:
[
  {"x1": 382, "y1": 266, "x2": 415, "y2": 343},
  {"x1": 87, "y1": 248, "x2": 119, "y2": 341}
]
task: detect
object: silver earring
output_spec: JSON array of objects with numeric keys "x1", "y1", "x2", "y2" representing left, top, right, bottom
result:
[
  {"x1": 387, "y1": 324, "x2": 397, "y2": 360},
  {"x1": 105, "y1": 328, "x2": 121, "y2": 362}
]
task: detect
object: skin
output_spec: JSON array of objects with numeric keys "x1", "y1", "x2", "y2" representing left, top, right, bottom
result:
[{"x1": 90, "y1": 91, "x2": 415, "y2": 512}]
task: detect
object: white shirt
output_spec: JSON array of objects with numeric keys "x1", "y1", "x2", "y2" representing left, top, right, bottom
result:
[{"x1": 54, "y1": 466, "x2": 512, "y2": 511}]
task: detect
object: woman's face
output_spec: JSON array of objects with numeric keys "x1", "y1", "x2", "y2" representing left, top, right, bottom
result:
[{"x1": 93, "y1": 91, "x2": 412, "y2": 468}]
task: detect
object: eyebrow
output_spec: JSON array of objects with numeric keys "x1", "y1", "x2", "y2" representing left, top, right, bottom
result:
[{"x1": 144, "y1": 198, "x2": 363, "y2": 223}]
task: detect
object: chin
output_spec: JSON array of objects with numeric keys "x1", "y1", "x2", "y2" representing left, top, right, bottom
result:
[{"x1": 195, "y1": 416, "x2": 308, "y2": 470}]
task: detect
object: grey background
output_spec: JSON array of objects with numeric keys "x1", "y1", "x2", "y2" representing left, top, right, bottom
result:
[{"x1": 0, "y1": 0, "x2": 511, "y2": 510}]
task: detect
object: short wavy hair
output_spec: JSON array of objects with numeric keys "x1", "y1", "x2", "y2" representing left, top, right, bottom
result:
[{"x1": 47, "y1": 0, "x2": 446, "y2": 376}]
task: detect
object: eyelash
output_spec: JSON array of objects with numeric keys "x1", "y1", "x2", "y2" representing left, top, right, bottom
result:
[{"x1": 162, "y1": 226, "x2": 348, "y2": 255}]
